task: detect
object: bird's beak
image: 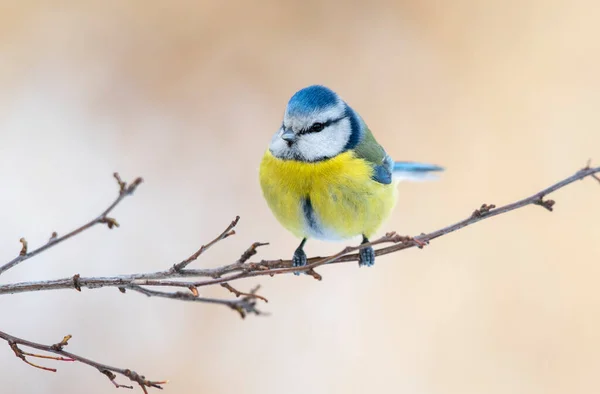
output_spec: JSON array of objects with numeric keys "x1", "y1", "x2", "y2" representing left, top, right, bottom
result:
[{"x1": 281, "y1": 130, "x2": 297, "y2": 144}]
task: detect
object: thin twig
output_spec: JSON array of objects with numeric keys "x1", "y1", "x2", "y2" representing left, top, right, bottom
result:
[
  {"x1": 126, "y1": 285, "x2": 264, "y2": 318},
  {"x1": 171, "y1": 216, "x2": 240, "y2": 272},
  {"x1": 0, "y1": 331, "x2": 167, "y2": 393},
  {"x1": 221, "y1": 283, "x2": 269, "y2": 303},
  {"x1": 237, "y1": 242, "x2": 269, "y2": 264},
  {"x1": 0, "y1": 173, "x2": 143, "y2": 276}
]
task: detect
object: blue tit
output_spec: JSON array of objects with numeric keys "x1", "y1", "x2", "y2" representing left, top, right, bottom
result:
[{"x1": 259, "y1": 85, "x2": 443, "y2": 270}]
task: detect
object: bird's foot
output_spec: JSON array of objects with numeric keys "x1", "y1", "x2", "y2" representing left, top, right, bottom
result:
[
  {"x1": 358, "y1": 236, "x2": 375, "y2": 267},
  {"x1": 358, "y1": 246, "x2": 375, "y2": 267},
  {"x1": 292, "y1": 245, "x2": 307, "y2": 276}
]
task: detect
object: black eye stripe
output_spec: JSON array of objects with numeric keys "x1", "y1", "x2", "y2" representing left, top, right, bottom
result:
[
  {"x1": 298, "y1": 116, "x2": 346, "y2": 135},
  {"x1": 310, "y1": 122, "x2": 324, "y2": 132}
]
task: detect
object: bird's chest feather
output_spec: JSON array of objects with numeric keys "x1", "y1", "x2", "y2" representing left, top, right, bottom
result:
[{"x1": 259, "y1": 150, "x2": 396, "y2": 239}]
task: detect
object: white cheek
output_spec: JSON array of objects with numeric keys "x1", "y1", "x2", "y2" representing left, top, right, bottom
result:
[{"x1": 296, "y1": 119, "x2": 351, "y2": 161}]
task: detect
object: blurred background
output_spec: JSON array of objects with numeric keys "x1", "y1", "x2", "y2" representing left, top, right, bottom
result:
[{"x1": 1, "y1": 1, "x2": 599, "y2": 393}]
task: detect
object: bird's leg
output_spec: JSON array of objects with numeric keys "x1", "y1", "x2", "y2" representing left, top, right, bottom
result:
[
  {"x1": 358, "y1": 235, "x2": 375, "y2": 267},
  {"x1": 292, "y1": 238, "x2": 308, "y2": 275}
]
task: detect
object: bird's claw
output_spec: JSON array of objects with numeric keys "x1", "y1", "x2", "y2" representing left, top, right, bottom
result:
[
  {"x1": 292, "y1": 247, "x2": 307, "y2": 275},
  {"x1": 358, "y1": 245, "x2": 375, "y2": 267}
]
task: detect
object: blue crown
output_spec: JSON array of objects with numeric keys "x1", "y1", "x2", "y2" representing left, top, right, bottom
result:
[{"x1": 286, "y1": 85, "x2": 339, "y2": 116}]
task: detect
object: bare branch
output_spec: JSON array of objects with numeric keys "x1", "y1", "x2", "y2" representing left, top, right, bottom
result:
[
  {"x1": 0, "y1": 331, "x2": 167, "y2": 392},
  {"x1": 1, "y1": 164, "x2": 599, "y2": 390},
  {"x1": 1, "y1": 165, "x2": 599, "y2": 303},
  {"x1": 0, "y1": 173, "x2": 143, "y2": 276},
  {"x1": 127, "y1": 285, "x2": 264, "y2": 318}
]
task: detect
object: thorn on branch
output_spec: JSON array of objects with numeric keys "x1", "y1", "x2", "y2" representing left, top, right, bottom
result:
[
  {"x1": 51, "y1": 335, "x2": 72, "y2": 351},
  {"x1": 534, "y1": 197, "x2": 555, "y2": 212},
  {"x1": 238, "y1": 242, "x2": 269, "y2": 264},
  {"x1": 72, "y1": 274, "x2": 82, "y2": 292},
  {"x1": 100, "y1": 217, "x2": 120, "y2": 229},
  {"x1": 472, "y1": 203, "x2": 496, "y2": 218},
  {"x1": 19, "y1": 238, "x2": 28, "y2": 256}
]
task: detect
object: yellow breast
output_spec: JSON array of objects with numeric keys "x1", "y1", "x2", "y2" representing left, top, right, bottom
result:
[{"x1": 259, "y1": 150, "x2": 397, "y2": 240}]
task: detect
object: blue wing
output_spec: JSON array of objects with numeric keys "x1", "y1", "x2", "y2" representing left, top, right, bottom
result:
[
  {"x1": 350, "y1": 120, "x2": 444, "y2": 184},
  {"x1": 371, "y1": 155, "x2": 394, "y2": 185}
]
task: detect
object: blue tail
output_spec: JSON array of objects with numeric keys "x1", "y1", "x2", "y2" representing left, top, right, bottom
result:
[{"x1": 393, "y1": 161, "x2": 444, "y2": 181}]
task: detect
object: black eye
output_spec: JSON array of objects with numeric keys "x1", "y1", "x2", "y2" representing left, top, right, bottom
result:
[{"x1": 310, "y1": 122, "x2": 324, "y2": 132}]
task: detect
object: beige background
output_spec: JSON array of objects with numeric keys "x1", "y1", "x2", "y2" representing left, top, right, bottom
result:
[{"x1": 1, "y1": 1, "x2": 599, "y2": 393}]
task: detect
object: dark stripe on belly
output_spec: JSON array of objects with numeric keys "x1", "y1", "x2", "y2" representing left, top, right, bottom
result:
[{"x1": 302, "y1": 196, "x2": 321, "y2": 234}]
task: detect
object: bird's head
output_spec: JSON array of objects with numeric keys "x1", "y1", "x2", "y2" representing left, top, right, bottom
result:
[{"x1": 269, "y1": 85, "x2": 363, "y2": 162}]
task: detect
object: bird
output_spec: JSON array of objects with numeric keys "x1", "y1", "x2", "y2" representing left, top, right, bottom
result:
[{"x1": 259, "y1": 85, "x2": 443, "y2": 271}]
